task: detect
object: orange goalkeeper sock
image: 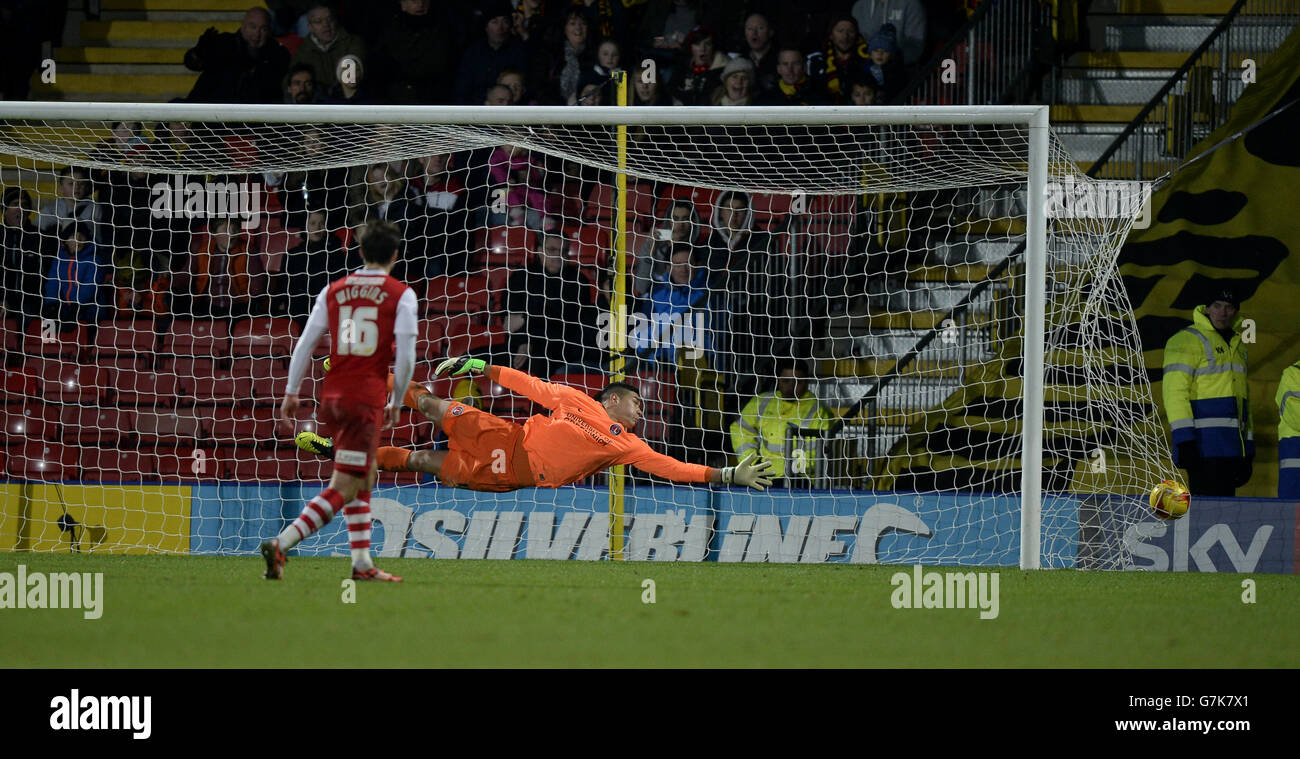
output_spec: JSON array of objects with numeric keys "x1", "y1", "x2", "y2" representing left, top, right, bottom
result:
[
  {"x1": 386, "y1": 373, "x2": 431, "y2": 410},
  {"x1": 377, "y1": 446, "x2": 412, "y2": 472}
]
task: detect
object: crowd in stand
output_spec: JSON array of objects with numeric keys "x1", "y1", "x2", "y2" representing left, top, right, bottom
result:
[{"x1": 0, "y1": 1, "x2": 971, "y2": 471}]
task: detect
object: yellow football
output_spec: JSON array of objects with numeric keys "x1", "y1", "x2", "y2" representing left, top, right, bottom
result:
[{"x1": 1149, "y1": 480, "x2": 1190, "y2": 520}]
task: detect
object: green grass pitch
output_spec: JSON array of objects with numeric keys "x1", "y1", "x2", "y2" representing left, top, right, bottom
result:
[{"x1": 2, "y1": 555, "x2": 1297, "y2": 668}]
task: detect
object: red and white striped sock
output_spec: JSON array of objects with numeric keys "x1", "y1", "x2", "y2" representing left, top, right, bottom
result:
[
  {"x1": 277, "y1": 488, "x2": 344, "y2": 551},
  {"x1": 344, "y1": 490, "x2": 373, "y2": 570}
]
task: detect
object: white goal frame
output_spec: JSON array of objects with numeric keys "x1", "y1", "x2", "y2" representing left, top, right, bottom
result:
[{"x1": 0, "y1": 101, "x2": 1051, "y2": 570}]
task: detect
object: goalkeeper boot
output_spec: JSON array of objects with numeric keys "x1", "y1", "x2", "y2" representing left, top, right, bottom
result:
[
  {"x1": 295, "y1": 430, "x2": 334, "y2": 458},
  {"x1": 352, "y1": 566, "x2": 403, "y2": 582},
  {"x1": 260, "y1": 539, "x2": 286, "y2": 580}
]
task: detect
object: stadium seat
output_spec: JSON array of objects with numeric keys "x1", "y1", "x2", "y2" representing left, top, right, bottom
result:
[
  {"x1": 108, "y1": 365, "x2": 180, "y2": 407},
  {"x1": 136, "y1": 411, "x2": 205, "y2": 446},
  {"x1": 632, "y1": 371, "x2": 677, "y2": 441},
  {"x1": 476, "y1": 225, "x2": 535, "y2": 268},
  {"x1": 426, "y1": 274, "x2": 491, "y2": 314},
  {"x1": 419, "y1": 319, "x2": 446, "y2": 361},
  {"x1": 2, "y1": 368, "x2": 40, "y2": 406},
  {"x1": 4, "y1": 404, "x2": 61, "y2": 443},
  {"x1": 3, "y1": 318, "x2": 18, "y2": 354},
  {"x1": 7, "y1": 441, "x2": 76, "y2": 480},
  {"x1": 231, "y1": 357, "x2": 288, "y2": 402},
  {"x1": 79, "y1": 447, "x2": 146, "y2": 482},
  {"x1": 165, "y1": 319, "x2": 230, "y2": 358},
  {"x1": 584, "y1": 183, "x2": 614, "y2": 223},
  {"x1": 297, "y1": 457, "x2": 334, "y2": 483},
  {"x1": 657, "y1": 184, "x2": 719, "y2": 224},
  {"x1": 566, "y1": 225, "x2": 609, "y2": 268},
  {"x1": 22, "y1": 320, "x2": 86, "y2": 358},
  {"x1": 630, "y1": 182, "x2": 657, "y2": 228},
  {"x1": 152, "y1": 445, "x2": 222, "y2": 479},
  {"x1": 41, "y1": 364, "x2": 109, "y2": 404},
  {"x1": 227, "y1": 447, "x2": 300, "y2": 481},
  {"x1": 443, "y1": 315, "x2": 503, "y2": 357},
  {"x1": 94, "y1": 319, "x2": 161, "y2": 360},
  {"x1": 181, "y1": 371, "x2": 255, "y2": 406},
  {"x1": 209, "y1": 406, "x2": 278, "y2": 448},
  {"x1": 230, "y1": 317, "x2": 299, "y2": 357},
  {"x1": 549, "y1": 373, "x2": 606, "y2": 398},
  {"x1": 61, "y1": 406, "x2": 133, "y2": 445}
]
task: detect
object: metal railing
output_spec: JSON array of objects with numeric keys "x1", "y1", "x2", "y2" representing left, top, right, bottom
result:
[
  {"x1": 893, "y1": 0, "x2": 1053, "y2": 106},
  {"x1": 1087, "y1": 0, "x2": 1300, "y2": 180}
]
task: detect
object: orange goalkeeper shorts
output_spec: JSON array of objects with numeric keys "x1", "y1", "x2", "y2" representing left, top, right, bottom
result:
[{"x1": 437, "y1": 402, "x2": 535, "y2": 492}]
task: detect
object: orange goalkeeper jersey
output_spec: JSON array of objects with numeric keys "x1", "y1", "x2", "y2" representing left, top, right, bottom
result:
[{"x1": 490, "y1": 366, "x2": 715, "y2": 487}]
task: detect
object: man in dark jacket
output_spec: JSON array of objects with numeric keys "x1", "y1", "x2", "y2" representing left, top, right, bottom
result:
[
  {"x1": 2, "y1": 187, "x2": 45, "y2": 330},
  {"x1": 369, "y1": 0, "x2": 460, "y2": 104},
  {"x1": 504, "y1": 230, "x2": 598, "y2": 378},
  {"x1": 184, "y1": 7, "x2": 291, "y2": 104}
]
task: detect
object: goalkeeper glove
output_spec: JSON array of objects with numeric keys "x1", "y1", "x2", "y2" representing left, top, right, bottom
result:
[
  {"x1": 435, "y1": 356, "x2": 486, "y2": 378},
  {"x1": 721, "y1": 453, "x2": 775, "y2": 491}
]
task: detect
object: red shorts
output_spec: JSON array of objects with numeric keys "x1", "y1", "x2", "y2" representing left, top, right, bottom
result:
[
  {"x1": 438, "y1": 403, "x2": 534, "y2": 492},
  {"x1": 318, "y1": 396, "x2": 382, "y2": 476}
]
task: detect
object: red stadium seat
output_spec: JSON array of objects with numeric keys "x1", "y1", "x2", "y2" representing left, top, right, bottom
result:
[
  {"x1": 2, "y1": 368, "x2": 40, "y2": 405},
  {"x1": 630, "y1": 182, "x2": 657, "y2": 228},
  {"x1": 426, "y1": 275, "x2": 491, "y2": 314},
  {"x1": 419, "y1": 319, "x2": 446, "y2": 361},
  {"x1": 165, "y1": 319, "x2": 230, "y2": 358},
  {"x1": 94, "y1": 319, "x2": 159, "y2": 357},
  {"x1": 23, "y1": 320, "x2": 86, "y2": 358},
  {"x1": 4, "y1": 405, "x2": 61, "y2": 443},
  {"x1": 3, "y1": 318, "x2": 18, "y2": 354},
  {"x1": 752, "y1": 193, "x2": 794, "y2": 231},
  {"x1": 227, "y1": 447, "x2": 300, "y2": 481},
  {"x1": 181, "y1": 371, "x2": 254, "y2": 406},
  {"x1": 230, "y1": 318, "x2": 300, "y2": 357},
  {"x1": 231, "y1": 357, "x2": 288, "y2": 402},
  {"x1": 209, "y1": 406, "x2": 278, "y2": 448},
  {"x1": 476, "y1": 225, "x2": 535, "y2": 268},
  {"x1": 584, "y1": 183, "x2": 614, "y2": 223},
  {"x1": 565, "y1": 225, "x2": 609, "y2": 268},
  {"x1": 297, "y1": 457, "x2": 334, "y2": 482},
  {"x1": 41, "y1": 364, "x2": 109, "y2": 404},
  {"x1": 61, "y1": 406, "x2": 133, "y2": 445},
  {"x1": 7, "y1": 442, "x2": 76, "y2": 480},
  {"x1": 113, "y1": 367, "x2": 180, "y2": 407},
  {"x1": 657, "y1": 185, "x2": 719, "y2": 224},
  {"x1": 136, "y1": 411, "x2": 205, "y2": 446},
  {"x1": 79, "y1": 447, "x2": 146, "y2": 482},
  {"x1": 443, "y1": 316, "x2": 503, "y2": 357},
  {"x1": 152, "y1": 445, "x2": 222, "y2": 478},
  {"x1": 549, "y1": 373, "x2": 606, "y2": 398}
]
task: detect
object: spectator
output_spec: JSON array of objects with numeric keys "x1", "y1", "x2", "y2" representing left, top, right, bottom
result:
[
  {"x1": 637, "y1": 243, "x2": 713, "y2": 367},
  {"x1": 2, "y1": 188, "x2": 44, "y2": 329},
  {"x1": 634, "y1": 199, "x2": 701, "y2": 301},
  {"x1": 671, "y1": 25, "x2": 727, "y2": 106},
  {"x1": 740, "y1": 13, "x2": 779, "y2": 94},
  {"x1": 265, "y1": 0, "x2": 316, "y2": 36},
  {"x1": 757, "y1": 46, "x2": 829, "y2": 105},
  {"x1": 43, "y1": 221, "x2": 104, "y2": 330},
  {"x1": 710, "y1": 57, "x2": 755, "y2": 106},
  {"x1": 567, "y1": 0, "x2": 636, "y2": 46},
  {"x1": 730, "y1": 358, "x2": 834, "y2": 486},
  {"x1": 87, "y1": 121, "x2": 148, "y2": 253},
  {"x1": 702, "y1": 190, "x2": 788, "y2": 391},
  {"x1": 504, "y1": 230, "x2": 599, "y2": 377},
  {"x1": 593, "y1": 38, "x2": 622, "y2": 79},
  {"x1": 346, "y1": 162, "x2": 409, "y2": 228},
  {"x1": 401, "y1": 153, "x2": 469, "y2": 277},
  {"x1": 512, "y1": 0, "x2": 549, "y2": 45},
  {"x1": 543, "y1": 9, "x2": 597, "y2": 105},
  {"x1": 176, "y1": 216, "x2": 254, "y2": 319},
  {"x1": 808, "y1": 15, "x2": 873, "y2": 104},
  {"x1": 455, "y1": 3, "x2": 530, "y2": 105},
  {"x1": 484, "y1": 84, "x2": 514, "y2": 106},
  {"x1": 370, "y1": 0, "x2": 458, "y2": 104},
  {"x1": 184, "y1": 7, "x2": 290, "y2": 104},
  {"x1": 291, "y1": 3, "x2": 366, "y2": 91},
  {"x1": 574, "y1": 72, "x2": 608, "y2": 105},
  {"x1": 866, "y1": 24, "x2": 906, "y2": 102},
  {"x1": 264, "y1": 126, "x2": 349, "y2": 231},
  {"x1": 849, "y1": 78, "x2": 878, "y2": 105},
  {"x1": 496, "y1": 66, "x2": 531, "y2": 104},
  {"x1": 38, "y1": 167, "x2": 101, "y2": 244},
  {"x1": 325, "y1": 54, "x2": 376, "y2": 104},
  {"x1": 632, "y1": 74, "x2": 670, "y2": 106},
  {"x1": 487, "y1": 145, "x2": 546, "y2": 229},
  {"x1": 277, "y1": 208, "x2": 349, "y2": 322},
  {"x1": 283, "y1": 63, "x2": 321, "y2": 104},
  {"x1": 851, "y1": 0, "x2": 926, "y2": 67}
]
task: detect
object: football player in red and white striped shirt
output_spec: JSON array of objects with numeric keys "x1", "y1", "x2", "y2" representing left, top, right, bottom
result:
[{"x1": 260, "y1": 220, "x2": 417, "y2": 582}]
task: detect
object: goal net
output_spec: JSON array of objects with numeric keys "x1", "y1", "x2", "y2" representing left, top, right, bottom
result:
[{"x1": 0, "y1": 102, "x2": 1174, "y2": 569}]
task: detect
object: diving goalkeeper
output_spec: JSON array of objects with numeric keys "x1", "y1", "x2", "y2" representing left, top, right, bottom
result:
[{"x1": 295, "y1": 357, "x2": 774, "y2": 492}]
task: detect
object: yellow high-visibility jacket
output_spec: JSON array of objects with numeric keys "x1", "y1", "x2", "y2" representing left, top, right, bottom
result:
[
  {"x1": 1275, "y1": 362, "x2": 1300, "y2": 497},
  {"x1": 730, "y1": 391, "x2": 834, "y2": 479},
  {"x1": 1162, "y1": 305, "x2": 1253, "y2": 463}
]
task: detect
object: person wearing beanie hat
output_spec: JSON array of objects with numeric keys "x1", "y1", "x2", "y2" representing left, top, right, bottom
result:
[
  {"x1": 866, "y1": 23, "x2": 905, "y2": 102},
  {"x1": 851, "y1": 0, "x2": 927, "y2": 66},
  {"x1": 1162, "y1": 284, "x2": 1254, "y2": 496},
  {"x1": 710, "y1": 57, "x2": 755, "y2": 106}
]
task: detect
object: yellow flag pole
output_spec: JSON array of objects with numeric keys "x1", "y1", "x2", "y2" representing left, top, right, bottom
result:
[{"x1": 609, "y1": 69, "x2": 629, "y2": 562}]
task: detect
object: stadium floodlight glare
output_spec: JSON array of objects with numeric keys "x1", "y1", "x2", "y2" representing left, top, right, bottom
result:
[{"x1": 0, "y1": 102, "x2": 1173, "y2": 569}]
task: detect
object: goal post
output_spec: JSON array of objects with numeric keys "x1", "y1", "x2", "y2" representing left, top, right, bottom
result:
[{"x1": 0, "y1": 101, "x2": 1171, "y2": 570}]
